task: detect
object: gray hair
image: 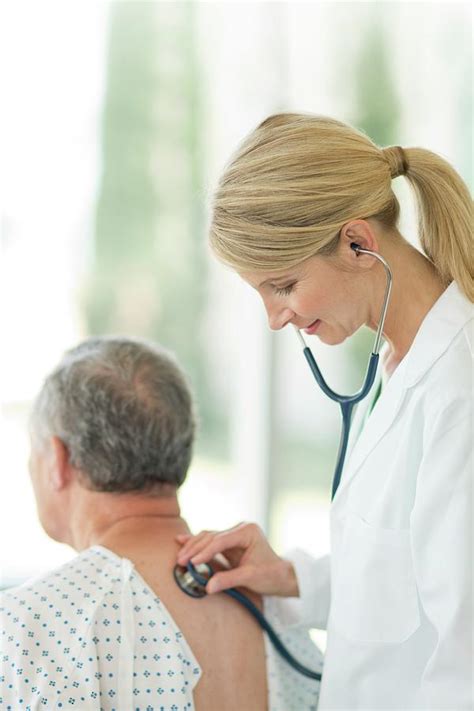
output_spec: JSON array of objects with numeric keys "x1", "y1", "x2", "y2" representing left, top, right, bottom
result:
[{"x1": 29, "y1": 337, "x2": 196, "y2": 493}]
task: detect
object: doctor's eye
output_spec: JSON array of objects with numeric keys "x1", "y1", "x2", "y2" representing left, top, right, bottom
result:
[{"x1": 274, "y1": 283, "x2": 295, "y2": 297}]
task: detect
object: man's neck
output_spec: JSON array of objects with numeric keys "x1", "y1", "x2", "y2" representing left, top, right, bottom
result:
[{"x1": 62, "y1": 483, "x2": 187, "y2": 551}]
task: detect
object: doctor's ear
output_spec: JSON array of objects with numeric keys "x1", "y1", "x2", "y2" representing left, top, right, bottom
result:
[{"x1": 338, "y1": 220, "x2": 380, "y2": 270}]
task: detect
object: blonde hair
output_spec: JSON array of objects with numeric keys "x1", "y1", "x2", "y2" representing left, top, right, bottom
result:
[{"x1": 210, "y1": 113, "x2": 473, "y2": 302}]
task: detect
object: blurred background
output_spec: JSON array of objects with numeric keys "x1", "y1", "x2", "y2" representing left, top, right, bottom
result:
[{"x1": 1, "y1": 0, "x2": 472, "y2": 648}]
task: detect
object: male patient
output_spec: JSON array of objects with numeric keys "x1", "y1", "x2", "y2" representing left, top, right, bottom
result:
[{"x1": 0, "y1": 336, "x2": 322, "y2": 710}]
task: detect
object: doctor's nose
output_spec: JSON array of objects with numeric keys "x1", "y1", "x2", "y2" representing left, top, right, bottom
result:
[{"x1": 267, "y1": 306, "x2": 295, "y2": 331}]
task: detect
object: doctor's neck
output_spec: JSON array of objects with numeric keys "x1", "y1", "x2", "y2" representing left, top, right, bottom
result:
[{"x1": 372, "y1": 238, "x2": 446, "y2": 376}]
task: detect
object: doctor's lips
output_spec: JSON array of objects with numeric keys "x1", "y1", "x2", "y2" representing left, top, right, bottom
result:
[{"x1": 304, "y1": 319, "x2": 321, "y2": 335}]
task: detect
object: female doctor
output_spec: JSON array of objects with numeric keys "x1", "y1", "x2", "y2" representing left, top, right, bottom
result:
[{"x1": 177, "y1": 113, "x2": 473, "y2": 709}]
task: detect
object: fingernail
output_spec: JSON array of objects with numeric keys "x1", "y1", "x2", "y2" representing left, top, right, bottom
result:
[{"x1": 207, "y1": 581, "x2": 219, "y2": 594}]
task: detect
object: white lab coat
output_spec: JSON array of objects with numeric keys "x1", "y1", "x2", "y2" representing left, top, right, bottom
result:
[{"x1": 277, "y1": 282, "x2": 473, "y2": 710}]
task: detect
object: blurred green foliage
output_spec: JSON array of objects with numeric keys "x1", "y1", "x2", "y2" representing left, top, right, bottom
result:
[
  {"x1": 84, "y1": 1, "x2": 226, "y2": 456},
  {"x1": 352, "y1": 18, "x2": 400, "y2": 147},
  {"x1": 274, "y1": 434, "x2": 337, "y2": 498}
]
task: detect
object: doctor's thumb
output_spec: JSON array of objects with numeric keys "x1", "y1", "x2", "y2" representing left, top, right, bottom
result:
[
  {"x1": 206, "y1": 567, "x2": 254, "y2": 595},
  {"x1": 206, "y1": 573, "x2": 230, "y2": 594}
]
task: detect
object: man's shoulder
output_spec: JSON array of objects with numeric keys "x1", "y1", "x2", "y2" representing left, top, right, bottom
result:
[
  {"x1": 2, "y1": 554, "x2": 74, "y2": 602},
  {"x1": 0, "y1": 547, "x2": 120, "y2": 620}
]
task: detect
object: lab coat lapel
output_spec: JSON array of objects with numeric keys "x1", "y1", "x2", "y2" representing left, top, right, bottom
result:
[
  {"x1": 333, "y1": 358, "x2": 408, "y2": 501},
  {"x1": 334, "y1": 282, "x2": 472, "y2": 502}
]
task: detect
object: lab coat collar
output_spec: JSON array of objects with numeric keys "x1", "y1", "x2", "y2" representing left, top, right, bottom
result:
[
  {"x1": 333, "y1": 282, "x2": 472, "y2": 503},
  {"x1": 403, "y1": 282, "x2": 473, "y2": 388}
]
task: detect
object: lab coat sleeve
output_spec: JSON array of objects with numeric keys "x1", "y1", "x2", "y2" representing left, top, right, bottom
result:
[
  {"x1": 410, "y1": 404, "x2": 473, "y2": 709},
  {"x1": 266, "y1": 550, "x2": 331, "y2": 630}
]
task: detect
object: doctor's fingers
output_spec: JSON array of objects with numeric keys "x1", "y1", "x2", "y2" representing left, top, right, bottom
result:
[
  {"x1": 178, "y1": 523, "x2": 266, "y2": 568},
  {"x1": 176, "y1": 530, "x2": 221, "y2": 564},
  {"x1": 206, "y1": 563, "x2": 262, "y2": 595},
  {"x1": 206, "y1": 556, "x2": 295, "y2": 596}
]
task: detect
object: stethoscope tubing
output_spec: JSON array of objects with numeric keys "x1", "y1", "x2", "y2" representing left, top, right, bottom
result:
[
  {"x1": 294, "y1": 244, "x2": 392, "y2": 499},
  {"x1": 184, "y1": 562, "x2": 322, "y2": 681},
  {"x1": 224, "y1": 587, "x2": 322, "y2": 680}
]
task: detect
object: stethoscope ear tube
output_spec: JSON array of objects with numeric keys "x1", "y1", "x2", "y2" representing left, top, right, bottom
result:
[
  {"x1": 174, "y1": 562, "x2": 322, "y2": 681},
  {"x1": 295, "y1": 245, "x2": 392, "y2": 498}
]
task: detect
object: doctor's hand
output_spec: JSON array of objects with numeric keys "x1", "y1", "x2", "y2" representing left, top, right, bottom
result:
[{"x1": 176, "y1": 522, "x2": 299, "y2": 597}]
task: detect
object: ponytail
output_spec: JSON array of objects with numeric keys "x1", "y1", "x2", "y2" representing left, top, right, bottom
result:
[
  {"x1": 402, "y1": 148, "x2": 473, "y2": 302},
  {"x1": 210, "y1": 113, "x2": 473, "y2": 302}
]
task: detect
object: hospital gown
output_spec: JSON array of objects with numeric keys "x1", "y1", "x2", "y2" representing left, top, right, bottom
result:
[{"x1": 0, "y1": 545, "x2": 322, "y2": 710}]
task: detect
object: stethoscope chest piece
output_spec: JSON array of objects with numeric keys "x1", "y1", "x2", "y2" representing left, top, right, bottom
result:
[
  {"x1": 173, "y1": 562, "x2": 213, "y2": 598},
  {"x1": 174, "y1": 559, "x2": 322, "y2": 680}
]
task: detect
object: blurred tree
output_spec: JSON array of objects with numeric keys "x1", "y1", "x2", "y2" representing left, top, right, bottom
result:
[
  {"x1": 88, "y1": 1, "x2": 158, "y2": 334},
  {"x1": 348, "y1": 15, "x2": 401, "y2": 383},
  {"x1": 85, "y1": 2, "x2": 221, "y2": 452},
  {"x1": 352, "y1": 16, "x2": 400, "y2": 146}
]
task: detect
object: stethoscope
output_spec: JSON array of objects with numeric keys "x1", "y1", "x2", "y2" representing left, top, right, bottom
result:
[
  {"x1": 173, "y1": 242, "x2": 392, "y2": 680},
  {"x1": 173, "y1": 560, "x2": 322, "y2": 681},
  {"x1": 294, "y1": 243, "x2": 393, "y2": 500}
]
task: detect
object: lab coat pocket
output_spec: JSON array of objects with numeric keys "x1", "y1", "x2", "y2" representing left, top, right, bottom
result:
[{"x1": 333, "y1": 512, "x2": 420, "y2": 644}]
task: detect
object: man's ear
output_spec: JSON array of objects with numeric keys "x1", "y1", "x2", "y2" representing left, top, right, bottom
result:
[
  {"x1": 49, "y1": 436, "x2": 72, "y2": 491},
  {"x1": 339, "y1": 220, "x2": 380, "y2": 270}
]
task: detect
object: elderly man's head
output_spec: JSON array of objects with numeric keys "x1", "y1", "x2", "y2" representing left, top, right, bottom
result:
[{"x1": 28, "y1": 337, "x2": 195, "y2": 543}]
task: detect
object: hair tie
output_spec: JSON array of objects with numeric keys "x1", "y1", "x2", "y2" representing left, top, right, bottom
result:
[{"x1": 383, "y1": 146, "x2": 409, "y2": 178}]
